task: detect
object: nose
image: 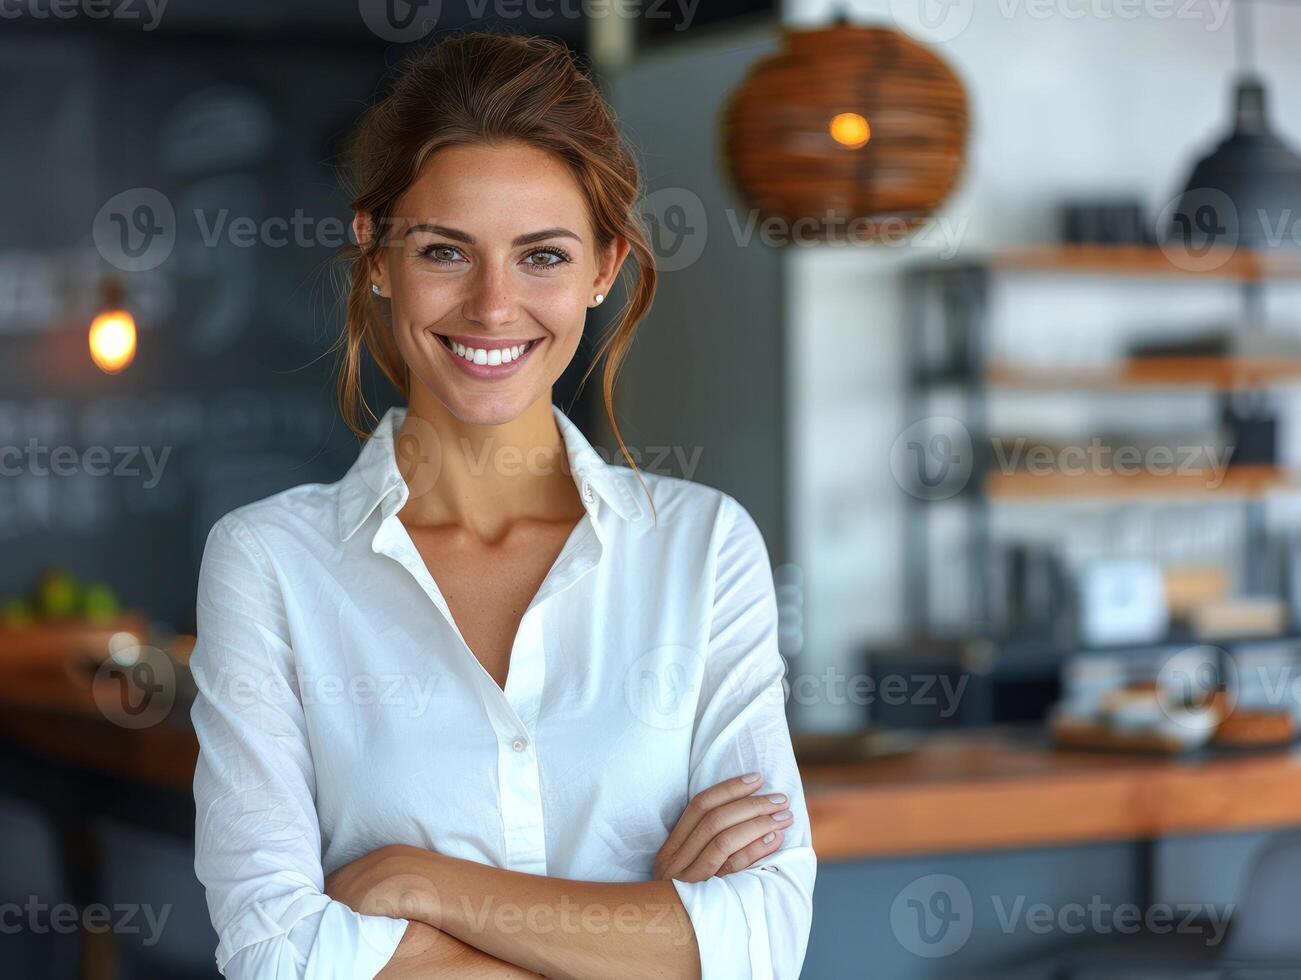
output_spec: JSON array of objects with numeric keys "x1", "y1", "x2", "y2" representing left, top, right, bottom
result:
[{"x1": 459, "y1": 263, "x2": 520, "y2": 330}]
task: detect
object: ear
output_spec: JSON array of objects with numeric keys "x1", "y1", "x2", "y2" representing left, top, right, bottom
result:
[
  {"x1": 594, "y1": 235, "x2": 632, "y2": 299},
  {"x1": 352, "y1": 210, "x2": 375, "y2": 247},
  {"x1": 352, "y1": 211, "x2": 386, "y2": 293}
]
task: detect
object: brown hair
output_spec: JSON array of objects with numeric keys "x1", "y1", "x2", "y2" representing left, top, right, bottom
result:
[{"x1": 331, "y1": 28, "x2": 658, "y2": 519}]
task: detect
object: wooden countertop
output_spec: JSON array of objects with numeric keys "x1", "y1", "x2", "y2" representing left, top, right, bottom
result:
[
  {"x1": 6, "y1": 638, "x2": 1301, "y2": 862},
  {"x1": 802, "y1": 731, "x2": 1301, "y2": 860}
]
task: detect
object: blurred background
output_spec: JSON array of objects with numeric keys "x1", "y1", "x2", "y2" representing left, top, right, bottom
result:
[{"x1": 5, "y1": 0, "x2": 1301, "y2": 977}]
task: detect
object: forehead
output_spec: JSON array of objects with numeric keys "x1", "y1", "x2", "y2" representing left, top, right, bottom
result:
[{"x1": 396, "y1": 141, "x2": 591, "y2": 239}]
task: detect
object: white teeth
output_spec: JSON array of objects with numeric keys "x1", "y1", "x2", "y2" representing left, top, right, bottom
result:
[{"x1": 445, "y1": 338, "x2": 535, "y2": 365}]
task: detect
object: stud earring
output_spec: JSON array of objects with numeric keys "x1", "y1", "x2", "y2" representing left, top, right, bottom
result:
[
  {"x1": 593, "y1": 293, "x2": 605, "y2": 306},
  {"x1": 371, "y1": 283, "x2": 382, "y2": 296}
]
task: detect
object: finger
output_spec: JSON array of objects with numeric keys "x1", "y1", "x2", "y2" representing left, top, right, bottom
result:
[
  {"x1": 720, "y1": 828, "x2": 786, "y2": 875},
  {"x1": 664, "y1": 792, "x2": 792, "y2": 881},
  {"x1": 658, "y1": 773, "x2": 765, "y2": 867},
  {"x1": 678, "y1": 805, "x2": 794, "y2": 880}
]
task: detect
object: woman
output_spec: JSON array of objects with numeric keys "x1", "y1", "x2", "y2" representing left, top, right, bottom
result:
[{"x1": 190, "y1": 29, "x2": 815, "y2": 979}]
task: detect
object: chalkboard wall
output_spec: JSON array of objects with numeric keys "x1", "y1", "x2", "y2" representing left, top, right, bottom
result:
[{"x1": 1, "y1": 27, "x2": 596, "y2": 630}]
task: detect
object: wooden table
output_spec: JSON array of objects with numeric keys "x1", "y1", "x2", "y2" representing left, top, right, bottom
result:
[{"x1": 802, "y1": 730, "x2": 1301, "y2": 860}]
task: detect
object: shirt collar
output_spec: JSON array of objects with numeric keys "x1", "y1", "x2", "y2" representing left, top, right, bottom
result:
[{"x1": 337, "y1": 403, "x2": 645, "y2": 541}]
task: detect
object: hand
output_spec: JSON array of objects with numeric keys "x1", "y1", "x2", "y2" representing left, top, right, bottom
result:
[{"x1": 652, "y1": 774, "x2": 794, "y2": 883}]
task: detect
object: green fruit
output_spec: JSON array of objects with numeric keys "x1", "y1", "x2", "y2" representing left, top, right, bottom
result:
[
  {"x1": 83, "y1": 582, "x2": 120, "y2": 624},
  {"x1": 2, "y1": 598, "x2": 35, "y2": 629},
  {"x1": 35, "y1": 569, "x2": 81, "y2": 620}
]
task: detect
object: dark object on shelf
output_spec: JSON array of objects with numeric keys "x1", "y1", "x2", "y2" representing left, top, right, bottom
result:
[
  {"x1": 861, "y1": 638, "x2": 998, "y2": 728},
  {"x1": 1129, "y1": 330, "x2": 1231, "y2": 359},
  {"x1": 1130, "y1": 328, "x2": 1301, "y2": 362},
  {"x1": 1060, "y1": 198, "x2": 1153, "y2": 245},
  {"x1": 1286, "y1": 535, "x2": 1301, "y2": 629},
  {"x1": 1220, "y1": 392, "x2": 1277, "y2": 465},
  {"x1": 986, "y1": 543, "x2": 1075, "y2": 644}
]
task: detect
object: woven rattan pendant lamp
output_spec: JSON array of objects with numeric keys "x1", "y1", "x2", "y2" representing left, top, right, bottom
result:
[{"x1": 722, "y1": 14, "x2": 970, "y2": 243}]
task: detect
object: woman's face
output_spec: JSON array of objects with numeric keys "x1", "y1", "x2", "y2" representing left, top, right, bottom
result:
[{"x1": 357, "y1": 140, "x2": 628, "y2": 427}]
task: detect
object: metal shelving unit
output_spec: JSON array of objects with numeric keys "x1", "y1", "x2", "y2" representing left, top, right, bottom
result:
[{"x1": 890, "y1": 244, "x2": 1301, "y2": 723}]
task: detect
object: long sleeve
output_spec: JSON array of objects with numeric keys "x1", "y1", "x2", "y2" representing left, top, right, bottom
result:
[
  {"x1": 669, "y1": 495, "x2": 818, "y2": 980},
  {"x1": 190, "y1": 513, "x2": 410, "y2": 978}
]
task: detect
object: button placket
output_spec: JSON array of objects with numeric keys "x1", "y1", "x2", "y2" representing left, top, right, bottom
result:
[{"x1": 496, "y1": 608, "x2": 547, "y2": 874}]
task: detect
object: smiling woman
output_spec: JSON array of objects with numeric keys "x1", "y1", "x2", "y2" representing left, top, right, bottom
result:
[
  {"x1": 349, "y1": 140, "x2": 617, "y2": 424},
  {"x1": 188, "y1": 28, "x2": 816, "y2": 980}
]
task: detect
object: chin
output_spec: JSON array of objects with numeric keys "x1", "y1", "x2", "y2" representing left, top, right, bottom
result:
[{"x1": 425, "y1": 384, "x2": 540, "y2": 429}]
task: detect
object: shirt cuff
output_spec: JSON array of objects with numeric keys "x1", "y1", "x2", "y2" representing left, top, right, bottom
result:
[
  {"x1": 315, "y1": 905, "x2": 411, "y2": 979},
  {"x1": 671, "y1": 872, "x2": 773, "y2": 980},
  {"x1": 215, "y1": 898, "x2": 410, "y2": 979}
]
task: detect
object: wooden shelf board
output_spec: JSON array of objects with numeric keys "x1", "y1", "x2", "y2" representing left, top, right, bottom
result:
[
  {"x1": 987, "y1": 357, "x2": 1301, "y2": 391},
  {"x1": 988, "y1": 244, "x2": 1301, "y2": 282},
  {"x1": 986, "y1": 464, "x2": 1295, "y2": 501}
]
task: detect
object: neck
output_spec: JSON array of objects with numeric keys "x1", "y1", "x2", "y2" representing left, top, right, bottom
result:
[{"x1": 394, "y1": 387, "x2": 582, "y2": 536}]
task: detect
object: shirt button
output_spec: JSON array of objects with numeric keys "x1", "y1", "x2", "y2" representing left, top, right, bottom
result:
[{"x1": 511, "y1": 736, "x2": 528, "y2": 752}]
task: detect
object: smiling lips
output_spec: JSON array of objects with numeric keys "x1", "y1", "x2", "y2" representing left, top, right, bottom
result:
[{"x1": 434, "y1": 332, "x2": 544, "y2": 377}]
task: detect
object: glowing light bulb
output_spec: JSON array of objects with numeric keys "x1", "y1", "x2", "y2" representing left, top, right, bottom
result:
[
  {"x1": 829, "y1": 112, "x2": 871, "y2": 149},
  {"x1": 89, "y1": 309, "x2": 137, "y2": 374}
]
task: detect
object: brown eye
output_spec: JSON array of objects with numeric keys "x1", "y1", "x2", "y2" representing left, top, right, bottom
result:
[
  {"x1": 527, "y1": 246, "x2": 572, "y2": 269},
  {"x1": 417, "y1": 244, "x2": 462, "y2": 264}
]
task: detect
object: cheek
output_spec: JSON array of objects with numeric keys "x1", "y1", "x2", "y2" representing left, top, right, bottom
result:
[{"x1": 390, "y1": 272, "x2": 457, "y2": 323}]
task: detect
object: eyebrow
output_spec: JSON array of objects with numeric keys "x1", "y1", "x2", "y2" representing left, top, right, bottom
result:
[{"x1": 404, "y1": 223, "x2": 582, "y2": 247}]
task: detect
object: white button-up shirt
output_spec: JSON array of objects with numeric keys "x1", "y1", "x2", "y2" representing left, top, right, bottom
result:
[{"x1": 190, "y1": 403, "x2": 817, "y2": 979}]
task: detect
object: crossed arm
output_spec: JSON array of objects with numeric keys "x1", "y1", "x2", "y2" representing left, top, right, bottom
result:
[
  {"x1": 322, "y1": 770, "x2": 799, "y2": 978},
  {"x1": 324, "y1": 845, "x2": 698, "y2": 978}
]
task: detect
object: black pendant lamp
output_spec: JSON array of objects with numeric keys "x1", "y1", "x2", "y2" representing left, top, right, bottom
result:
[{"x1": 1166, "y1": 1, "x2": 1301, "y2": 251}]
